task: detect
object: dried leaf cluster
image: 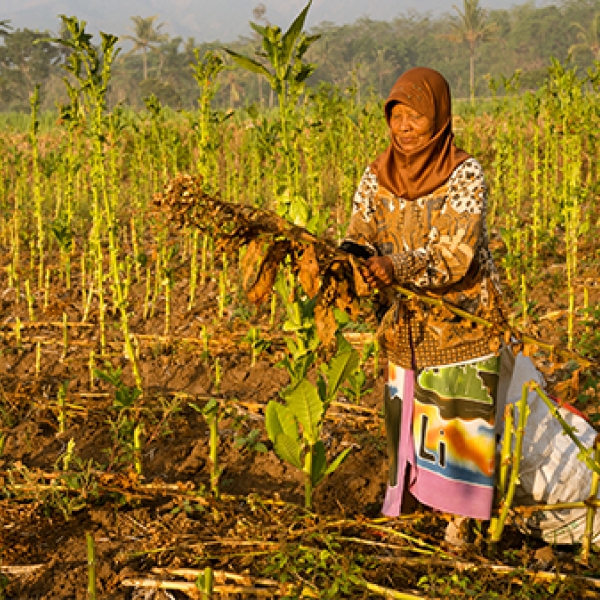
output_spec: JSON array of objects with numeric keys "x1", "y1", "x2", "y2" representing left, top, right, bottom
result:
[
  {"x1": 154, "y1": 174, "x2": 597, "y2": 371},
  {"x1": 154, "y1": 173, "x2": 365, "y2": 344}
]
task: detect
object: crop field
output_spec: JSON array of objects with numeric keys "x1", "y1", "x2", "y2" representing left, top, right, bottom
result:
[{"x1": 1, "y1": 13, "x2": 600, "y2": 600}]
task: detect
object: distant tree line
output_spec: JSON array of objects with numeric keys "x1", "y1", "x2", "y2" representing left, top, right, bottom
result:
[{"x1": 0, "y1": 0, "x2": 599, "y2": 112}]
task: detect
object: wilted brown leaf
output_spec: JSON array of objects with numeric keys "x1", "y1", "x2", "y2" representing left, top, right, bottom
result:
[
  {"x1": 242, "y1": 238, "x2": 271, "y2": 294},
  {"x1": 488, "y1": 335, "x2": 501, "y2": 353},
  {"x1": 297, "y1": 244, "x2": 320, "y2": 298},
  {"x1": 349, "y1": 256, "x2": 370, "y2": 297},
  {"x1": 554, "y1": 368, "x2": 581, "y2": 402},
  {"x1": 314, "y1": 303, "x2": 337, "y2": 347},
  {"x1": 523, "y1": 343, "x2": 539, "y2": 357},
  {"x1": 245, "y1": 241, "x2": 290, "y2": 305}
]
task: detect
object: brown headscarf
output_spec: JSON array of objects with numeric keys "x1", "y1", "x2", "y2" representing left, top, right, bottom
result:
[{"x1": 371, "y1": 67, "x2": 470, "y2": 200}]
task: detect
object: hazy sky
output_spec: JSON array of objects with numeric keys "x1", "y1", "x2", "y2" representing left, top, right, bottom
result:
[{"x1": 3, "y1": 0, "x2": 531, "y2": 42}]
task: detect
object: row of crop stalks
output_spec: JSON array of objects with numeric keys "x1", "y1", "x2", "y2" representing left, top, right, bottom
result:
[
  {"x1": 460, "y1": 63, "x2": 600, "y2": 354},
  {"x1": 2, "y1": 32, "x2": 597, "y2": 351},
  {"x1": 0, "y1": 5, "x2": 599, "y2": 553}
]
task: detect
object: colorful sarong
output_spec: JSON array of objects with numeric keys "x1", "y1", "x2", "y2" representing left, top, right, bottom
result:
[{"x1": 383, "y1": 355, "x2": 500, "y2": 519}]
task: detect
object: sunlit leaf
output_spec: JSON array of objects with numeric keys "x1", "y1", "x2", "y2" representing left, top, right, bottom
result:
[
  {"x1": 281, "y1": 0, "x2": 313, "y2": 66},
  {"x1": 224, "y1": 48, "x2": 272, "y2": 78},
  {"x1": 266, "y1": 400, "x2": 298, "y2": 442},
  {"x1": 325, "y1": 447, "x2": 352, "y2": 476},
  {"x1": 273, "y1": 433, "x2": 302, "y2": 469},
  {"x1": 323, "y1": 349, "x2": 360, "y2": 402},
  {"x1": 284, "y1": 380, "x2": 323, "y2": 444},
  {"x1": 249, "y1": 21, "x2": 268, "y2": 38}
]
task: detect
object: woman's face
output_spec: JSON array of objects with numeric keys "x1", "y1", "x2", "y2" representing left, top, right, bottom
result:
[{"x1": 389, "y1": 103, "x2": 434, "y2": 152}]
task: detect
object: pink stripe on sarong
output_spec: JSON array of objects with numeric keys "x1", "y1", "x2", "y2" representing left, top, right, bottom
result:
[{"x1": 412, "y1": 469, "x2": 494, "y2": 520}]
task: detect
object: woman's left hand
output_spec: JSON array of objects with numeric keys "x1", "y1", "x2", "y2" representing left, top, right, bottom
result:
[{"x1": 363, "y1": 256, "x2": 394, "y2": 288}]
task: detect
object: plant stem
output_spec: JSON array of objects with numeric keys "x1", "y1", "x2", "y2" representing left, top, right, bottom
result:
[
  {"x1": 581, "y1": 435, "x2": 600, "y2": 563},
  {"x1": 209, "y1": 404, "x2": 220, "y2": 500},
  {"x1": 489, "y1": 404, "x2": 514, "y2": 542},
  {"x1": 490, "y1": 382, "x2": 529, "y2": 543},
  {"x1": 86, "y1": 531, "x2": 97, "y2": 600}
]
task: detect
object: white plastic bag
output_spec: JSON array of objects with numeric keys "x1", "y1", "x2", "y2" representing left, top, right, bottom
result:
[{"x1": 500, "y1": 351, "x2": 599, "y2": 545}]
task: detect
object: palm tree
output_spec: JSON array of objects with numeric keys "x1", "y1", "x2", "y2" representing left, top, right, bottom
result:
[
  {"x1": 0, "y1": 19, "x2": 12, "y2": 37},
  {"x1": 569, "y1": 14, "x2": 600, "y2": 62},
  {"x1": 123, "y1": 15, "x2": 169, "y2": 80},
  {"x1": 448, "y1": 0, "x2": 498, "y2": 104}
]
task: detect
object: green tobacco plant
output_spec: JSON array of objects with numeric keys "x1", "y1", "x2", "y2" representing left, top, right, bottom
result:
[
  {"x1": 274, "y1": 271, "x2": 319, "y2": 387},
  {"x1": 243, "y1": 326, "x2": 271, "y2": 366},
  {"x1": 266, "y1": 335, "x2": 359, "y2": 509},
  {"x1": 94, "y1": 363, "x2": 143, "y2": 472},
  {"x1": 191, "y1": 399, "x2": 221, "y2": 499},
  {"x1": 234, "y1": 428, "x2": 268, "y2": 454},
  {"x1": 50, "y1": 217, "x2": 73, "y2": 289},
  {"x1": 47, "y1": 17, "x2": 142, "y2": 387},
  {"x1": 224, "y1": 1, "x2": 320, "y2": 226},
  {"x1": 191, "y1": 49, "x2": 228, "y2": 188}
]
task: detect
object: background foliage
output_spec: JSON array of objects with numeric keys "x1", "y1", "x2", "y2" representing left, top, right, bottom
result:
[{"x1": 1, "y1": 0, "x2": 600, "y2": 111}]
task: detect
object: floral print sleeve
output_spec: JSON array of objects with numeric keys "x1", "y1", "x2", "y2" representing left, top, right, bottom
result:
[
  {"x1": 343, "y1": 167, "x2": 379, "y2": 257},
  {"x1": 344, "y1": 159, "x2": 488, "y2": 289},
  {"x1": 409, "y1": 158, "x2": 486, "y2": 289}
]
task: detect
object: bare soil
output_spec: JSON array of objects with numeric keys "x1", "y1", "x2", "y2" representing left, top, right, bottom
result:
[{"x1": 0, "y1": 237, "x2": 599, "y2": 598}]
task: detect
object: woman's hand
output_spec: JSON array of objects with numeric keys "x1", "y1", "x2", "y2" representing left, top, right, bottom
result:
[{"x1": 363, "y1": 256, "x2": 394, "y2": 288}]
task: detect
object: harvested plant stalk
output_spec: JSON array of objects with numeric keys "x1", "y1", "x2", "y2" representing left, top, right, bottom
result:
[{"x1": 154, "y1": 173, "x2": 596, "y2": 367}]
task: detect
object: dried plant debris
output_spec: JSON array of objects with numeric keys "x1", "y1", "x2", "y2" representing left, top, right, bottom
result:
[
  {"x1": 154, "y1": 173, "x2": 362, "y2": 345},
  {"x1": 154, "y1": 173, "x2": 596, "y2": 368}
]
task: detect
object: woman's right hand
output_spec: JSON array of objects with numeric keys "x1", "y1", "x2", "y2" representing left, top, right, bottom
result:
[{"x1": 363, "y1": 256, "x2": 394, "y2": 289}]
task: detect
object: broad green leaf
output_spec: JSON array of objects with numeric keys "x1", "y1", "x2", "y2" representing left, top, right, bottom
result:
[
  {"x1": 289, "y1": 195, "x2": 310, "y2": 227},
  {"x1": 325, "y1": 447, "x2": 352, "y2": 475},
  {"x1": 284, "y1": 338, "x2": 299, "y2": 356},
  {"x1": 281, "y1": 0, "x2": 313, "y2": 66},
  {"x1": 262, "y1": 36, "x2": 278, "y2": 67},
  {"x1": 295, "y1": 63, "x2": 317, "y2": 84},
  {"x1": 274, "y1": 433, "x2": 302, "y2": 469},
  {"x1": 336, "y1": 332, "x2": 353, "y2": 354},
  {"x1": 296, "y1": 34, "x2": 321, "y2": 59},
  {"x1": 266, "y1": 401, "x2": 298, "y2": 442},
  {"x1": 316, "y1": 374, "x2": 327, "y2": 403},
  {"x1": 249, "y1": 21, "x2": 268, "y2": 38},
  {"x1": 224, "y1": 48, "x2": 271, "y2": 78},
  {"x1": 284, "y1": 380, "x2": 323, "y2": 444},
  {"x1": 324, "y1": 350, "x2": 360, "y2": 402},
  {"x1": 333, "y1": 307, "x2": 351, "y2": 326},
  {"x1": 202, "y1": 397, "x2": 219, "y2": 415},
  {"x1": 311, "y1": 441, "x2": 327, "y2": 487}
]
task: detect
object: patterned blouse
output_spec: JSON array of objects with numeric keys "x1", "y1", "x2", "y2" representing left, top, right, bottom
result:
[{"x1": 344, "y1": 158, "x2": 505, "y2": 369}]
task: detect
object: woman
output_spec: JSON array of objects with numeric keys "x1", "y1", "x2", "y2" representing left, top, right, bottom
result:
[{"x1": 341, "y1": 67, "x2": 505, "y2": 527}]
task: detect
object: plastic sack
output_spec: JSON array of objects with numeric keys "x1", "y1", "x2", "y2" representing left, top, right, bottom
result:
[{"x1": 499, "y1": 351, "x2": 599, "y2": 545}]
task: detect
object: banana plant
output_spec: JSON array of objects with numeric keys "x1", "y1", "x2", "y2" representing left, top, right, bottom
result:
[
  {"x1": 224, "y1": 1, "x2": 320, "y2": 226},
  {"x1": 266, "y1": 335, "x2": 359, "y2": 509}
]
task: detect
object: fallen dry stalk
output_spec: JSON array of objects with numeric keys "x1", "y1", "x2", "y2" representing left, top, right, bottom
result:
[
  {"x1": 121, "y1": 578, "x2": 287, "y2": 597},
  {"x1": 375, "y1": 556, "x2": 600, "y2": 595},
  {"x1": 0, "y1": 564, "x2": 45, "y2": 576}
]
